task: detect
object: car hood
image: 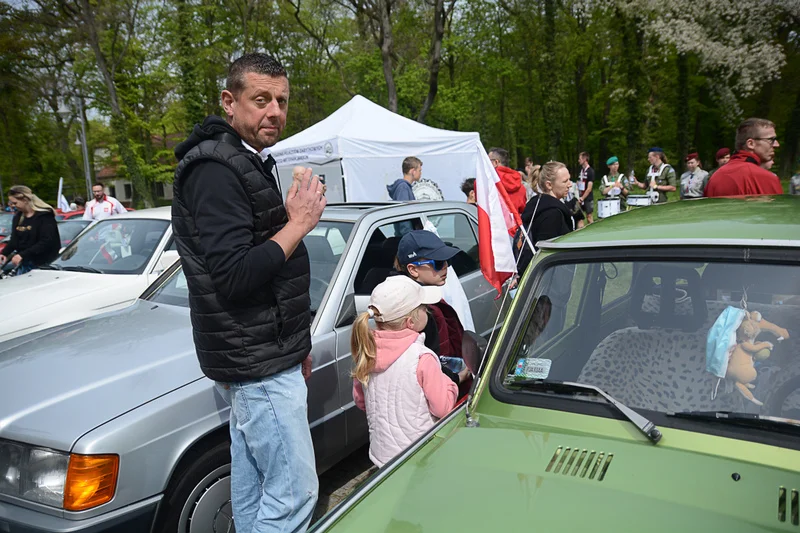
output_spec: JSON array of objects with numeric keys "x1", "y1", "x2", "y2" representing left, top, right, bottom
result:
[
  {"x1": 0, "y1": 300, "x2": 201, "y2": 451},
  {"x1": 0, "y1": 270, "x2": 144, "y2": 341},
  {"x1": 324, "y1": 417, "x2": 796, "y2": 532}
]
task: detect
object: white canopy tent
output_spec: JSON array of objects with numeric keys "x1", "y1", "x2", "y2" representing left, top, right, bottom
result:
[{"x1": 270, "y1": 95, "x2": 495, "y2": 202}]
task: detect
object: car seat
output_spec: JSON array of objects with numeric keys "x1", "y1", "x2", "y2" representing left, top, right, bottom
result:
[{"x1": 577, "y1": 264, "x2": 745, "y2": 413}]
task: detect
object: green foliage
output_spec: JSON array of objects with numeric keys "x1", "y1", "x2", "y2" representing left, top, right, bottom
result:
[{"x1": 0, "y1": 0, "x2": 798, "y2": 207}]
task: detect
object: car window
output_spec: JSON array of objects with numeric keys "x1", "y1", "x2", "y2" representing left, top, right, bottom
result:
[
  {"x1": 149, "y1": 220, "x2": 354, "y2": 313},
  {"x1": 425, "y1": 212, "x2": 480, "y2": 277},
  {"x1": 57, "y1": 220, "x2": 91, "y2": 247},
  {"x1": 306, "y1": 221, "x2": 354, "y2": 313},
  {"x1": 502, "y1": 259, "x2": 800, "y2": 436},
  {"x1": 53, "y1": 218, "x2": 169, "y2": 275},
  {"x1": 0, "y1": 212, "x2": 14, "y2": 236},
  {"x1": 353, "y1": 217, "x2": 423, "y2": 296},
  {"x1": 148, "y1": 267, "x2": 189, "y2": 307}
]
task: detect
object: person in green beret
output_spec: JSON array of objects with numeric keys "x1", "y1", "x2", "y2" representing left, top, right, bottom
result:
[{"x1": 601, "y1": 156, "x2": 630, "y2": 202}]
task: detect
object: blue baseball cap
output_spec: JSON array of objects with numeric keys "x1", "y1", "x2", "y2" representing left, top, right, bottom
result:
[{"x1": 397, "y1": 230, "x2": 461, "y2": 264}]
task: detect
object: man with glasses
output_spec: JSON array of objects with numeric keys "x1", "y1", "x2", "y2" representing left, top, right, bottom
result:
[{"x1": 706, "y1": 118, "x2": 783, "y2": 197}]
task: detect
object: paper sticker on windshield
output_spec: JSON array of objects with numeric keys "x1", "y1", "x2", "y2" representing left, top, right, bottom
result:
[{"x1": 515, "y1": 358, "x2": 551, "y2": 379}]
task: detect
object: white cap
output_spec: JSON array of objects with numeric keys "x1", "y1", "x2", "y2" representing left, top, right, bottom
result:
[{"x1": 370, "y1": 276, "x2": 441, "y2": 323}]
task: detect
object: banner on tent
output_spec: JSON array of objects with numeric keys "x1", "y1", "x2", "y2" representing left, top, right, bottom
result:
[{"x1": 272, "y1": 139, "x2": 338, "y2": 166}]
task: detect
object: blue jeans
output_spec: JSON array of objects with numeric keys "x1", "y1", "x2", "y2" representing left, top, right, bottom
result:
[{"x1": 215, "y1": 364, "x2": 318, "y2": 533}]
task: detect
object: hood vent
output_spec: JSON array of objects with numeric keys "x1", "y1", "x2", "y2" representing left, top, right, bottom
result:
[
  {"x1": 545, "y1": 446, "x2": 614, "y2": 481},
  {"x1": 778, "y1": 487, "x2": 799, "y2": 525}
]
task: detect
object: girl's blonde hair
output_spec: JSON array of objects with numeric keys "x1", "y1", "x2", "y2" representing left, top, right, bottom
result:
[
  {"x1": 525, "y1": 164, "x2": 541, "y2": 188},
  {"x1": 8, "y1": 186, "x2": 54, "y2": 214},
  {"x1": 350, "y1": 304, "x2": 426, "y2": 385},
  {"x1": 536, "y1": 161, "x2": 567, "y2": 194}
]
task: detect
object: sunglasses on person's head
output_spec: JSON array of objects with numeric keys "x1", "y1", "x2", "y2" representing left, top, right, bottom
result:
[{"x1": 409, "y1": 259, "x2": 448, "y2": 271}]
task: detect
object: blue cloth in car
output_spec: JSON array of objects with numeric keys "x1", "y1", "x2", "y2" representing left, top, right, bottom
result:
[{"x1": 706, "y1": 306, "x2": 746, "y2": 378}]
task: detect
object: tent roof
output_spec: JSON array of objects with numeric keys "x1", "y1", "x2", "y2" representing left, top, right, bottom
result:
[{"x1": 271, "y1": 95, "x2": 477, "y2": 160}]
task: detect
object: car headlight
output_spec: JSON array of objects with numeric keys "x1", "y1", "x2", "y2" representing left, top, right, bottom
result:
[{"x1": 0, "y1": 439, "x2": 118, "y2": 510}]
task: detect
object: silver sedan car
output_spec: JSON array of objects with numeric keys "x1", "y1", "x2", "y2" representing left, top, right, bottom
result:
[{"x1": 0, "y1": 202, "x2": 502, "y2": 533}]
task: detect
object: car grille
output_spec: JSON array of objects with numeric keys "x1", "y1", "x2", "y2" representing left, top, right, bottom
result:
[
  {"x1": 545, "y1": 446, "x2": 614, "y2": 481},
  {"x1": 779, "y1": 487, "x2": 800, "y2": 525}
]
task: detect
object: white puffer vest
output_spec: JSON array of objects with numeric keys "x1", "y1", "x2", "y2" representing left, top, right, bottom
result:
[{"x1": 364, "y1": 335, "x2": 437, "y2": 467}]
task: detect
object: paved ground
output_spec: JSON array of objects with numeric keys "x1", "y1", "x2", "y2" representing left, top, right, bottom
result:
[{"x1": 312, "y1": 446, "x2": 376, "y2": 524}]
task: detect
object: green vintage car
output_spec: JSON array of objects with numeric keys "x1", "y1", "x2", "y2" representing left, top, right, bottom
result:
[{"x1": 311, "y1": 196, "x2": 800, "y2": 533}]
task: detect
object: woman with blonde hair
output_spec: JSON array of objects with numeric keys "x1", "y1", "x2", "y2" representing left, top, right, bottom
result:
[
  {"x1": 0, "y1": 185, "x2": 60, "y2": 274},
  {"x1": 513, "y1": 161, "x2": 575, "y2": 274},
  {"x1": 351, "y1": 275, "x2": 463, "y2": 467}
]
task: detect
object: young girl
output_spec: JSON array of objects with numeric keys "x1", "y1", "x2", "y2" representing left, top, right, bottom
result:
[{"x1": 352, "y1": 275, "x2": 466, "y2": 467}]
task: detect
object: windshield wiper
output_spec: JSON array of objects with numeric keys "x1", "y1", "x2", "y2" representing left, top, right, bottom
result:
[
  {"x1": 38, "y1": 264, "x2": 63, "y2": 270},
  {"x1": 667, "y1": 411, "x2": 800, "y2": 433},
  {"x1": 63, "y1": 265, "x2": 103, "y2": 274},
  {"x1": 510, "y1": 379, "x2": 662, "y2": 444}
]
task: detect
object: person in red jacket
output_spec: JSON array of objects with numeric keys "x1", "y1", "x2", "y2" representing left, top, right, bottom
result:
[
  {"x1": 705, "y1": 118, "x2": 783, "y2": 197},
  {"x1": 489, "y1": 147, "x2": 526, "y2": 217}
]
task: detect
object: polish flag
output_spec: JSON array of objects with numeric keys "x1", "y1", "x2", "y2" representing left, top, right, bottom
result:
[{"x1": 474, "y1": 144, "x2": 520, "y2": 294}]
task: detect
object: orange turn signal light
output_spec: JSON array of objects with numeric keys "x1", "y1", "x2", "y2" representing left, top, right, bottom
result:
[{"x1": 63, "y1": 454, "x2": 119, "y2": 511}]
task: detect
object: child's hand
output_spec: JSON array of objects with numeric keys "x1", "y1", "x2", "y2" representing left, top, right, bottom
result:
[{"x1": 458, "y1": 367, "x2": 471, "y2": 383}]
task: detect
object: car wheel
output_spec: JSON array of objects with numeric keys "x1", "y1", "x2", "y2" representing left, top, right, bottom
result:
[{"x1": 154, "y1": 440, "x2": 236, "y2": 533}]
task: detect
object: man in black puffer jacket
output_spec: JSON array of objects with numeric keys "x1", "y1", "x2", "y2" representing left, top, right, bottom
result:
[{"x1": 172, "y1": 53, "x2": 325, "y2": 533}]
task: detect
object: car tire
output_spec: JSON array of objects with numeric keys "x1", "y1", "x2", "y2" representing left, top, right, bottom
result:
[{"x1": 154, "y1": 439, "x2": 235, "y2": 533}]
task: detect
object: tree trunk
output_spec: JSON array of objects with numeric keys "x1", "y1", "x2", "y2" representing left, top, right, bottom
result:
[
  {"x1": 622, "y1": 20, "x2": 643, "y2": 174},
  {"x1": 598, "y1": 66, "x2": 610, "y2": 170},
  {"x1": 676, "y1": 53, "x2": 689, "y2": 176},
  {"x1": 377, "y1": 0, "x2": 398, "y2": 112},
  {"x1": 76, "y1": 0, "x2": 154, "y2": 208},
  {"x1": 575, "y1": 59, "x2": 588, "y2": 153},
  {"x1": 417, "y1": 0, "x2": 448, "y2": 123},
  {"x1": 542, "y1": 0, "x2": 560, "y2": 159}
]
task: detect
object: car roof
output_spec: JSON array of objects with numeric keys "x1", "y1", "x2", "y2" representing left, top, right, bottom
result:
[
  {"x1": 539, "y1": 195, "x2": 800, "y2": 250},
  {"x1": 321, "y1": 201, "x2": 474, "y2": 223}
]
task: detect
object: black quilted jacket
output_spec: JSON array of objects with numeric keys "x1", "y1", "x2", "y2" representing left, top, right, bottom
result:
[{"x1": 172, "y1": 116, "x2": 311, "y2": 382}]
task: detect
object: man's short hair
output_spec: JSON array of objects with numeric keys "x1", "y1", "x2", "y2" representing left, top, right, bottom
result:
[
  {"x1": 735, "y1": 118, "x2": 776, "y2": 151},
  {"x1": 402, "y1": 156, "x2": 422, "y2": 175},
  {"x1": 488, "y1": 147, "x2": 510, "y2": 167},
  {"x1": 226, "y1": 53, "x2": 287, "y2": 96},
  {"x1": 92, "y1": 183, "x2": 104, "y2": 189},
  {"x1": 461, "y1": 178, "x2": 475, "y2": 197},
  {"x1": 579, "y1": 152, "x2": 590, "y2": 162}
]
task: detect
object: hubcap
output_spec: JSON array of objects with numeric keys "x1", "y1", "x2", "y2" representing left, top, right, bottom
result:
[{"x1": 178, "y1": 464, "x2": 235, "y2": 533}]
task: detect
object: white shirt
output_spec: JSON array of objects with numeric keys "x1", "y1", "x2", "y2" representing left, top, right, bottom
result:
[
  {"x1": 83, "y1": 196, "x2": 127, "y2": 221},
  {"x1": 241, "y1": 140, "x2": 270, "y2": 163}
]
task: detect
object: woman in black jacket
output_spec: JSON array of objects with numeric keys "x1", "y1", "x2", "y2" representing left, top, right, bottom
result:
[
  {"x1": 0, "y1": 185, "x2": 60, "y2": 274},
  {"x1": 514, "y1": 161, "x2": 574, "y2": 274}
]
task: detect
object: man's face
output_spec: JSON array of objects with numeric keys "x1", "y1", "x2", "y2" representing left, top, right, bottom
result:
[
  {"x1": 413, "y1": 165, "x2": 423, "y2": 182},
  {"x1": 717, "y1": 154, "x2": 730, "y2": 166},
  {"x1": 222, "y1": 72, "x2": 289, "y2": 151},
  {"x1": 525, "y1": 161, "x2": 533, "y2": 174},
  {"x1": 686, "y1": 158, "x2": 699, "y2": 172},
  {"x1": 92, "y1": 186, "x2": 104, "y2": 201},
  {"x1": 489, "y1": 153, "x2": 500, "y2": 168},
  {"x1": 647, "y1": 152, "x2": 660, "y2": 166},
  {"x1": 578, "y1": 155, "x2": 586, "y2": 167},
  {"x1": 748, "y1": 126, "x2": 779, "y2": 163},
  {"x1": 467, "y1": 190, "x2": 476, "y2": 204}
]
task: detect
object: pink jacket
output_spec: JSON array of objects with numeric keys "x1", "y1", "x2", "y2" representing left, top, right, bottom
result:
[{"x1": 353, "y1": 329, "x2": 458, "y2": 419}]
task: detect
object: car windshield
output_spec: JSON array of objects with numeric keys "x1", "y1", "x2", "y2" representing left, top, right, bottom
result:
[
  {"x1": 0, "y1": 212, "x2": 13, "y2": 236},
  {"x1": 53, "y1": 218, "x2": 169, "y2": 274},
  {"x1": 148, "y1": 220, "x2": 354, "y2": 314},
  {"x1": 57, "y1": 220, "x2": 91, "y2": 247},
  {"x1": 501, "y1": 259, "x2": 800, "y2": 434}
]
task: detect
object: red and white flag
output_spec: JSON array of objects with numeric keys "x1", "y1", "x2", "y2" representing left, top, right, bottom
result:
[{"x1": 474, "y1": 144, "x2": 520, "y2": 295}]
